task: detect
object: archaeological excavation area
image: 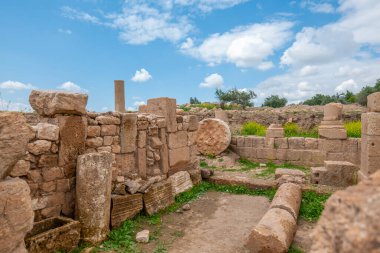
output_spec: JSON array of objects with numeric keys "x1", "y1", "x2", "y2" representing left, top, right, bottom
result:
[{"x1": 1, "y1": 81, "x2": 380, "y2": 253}]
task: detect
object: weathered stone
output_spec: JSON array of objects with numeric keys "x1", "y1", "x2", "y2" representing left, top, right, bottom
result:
[
  {"x1": 86, "y1": 137, "x2": 103, "y2": 148},
  {"x1": 168, "y1": 171, "x2": 193, "y2": 196},
  {"x1": 188, "y1": 169, "x2": 202, "y2": 184},
  {"x1": 323, "y1": 103, "x2": 343, "y2": 121},
  {"x1": 87, "y1": 126, "x2": 100, "y2": 137},
  {"x1": 111, "y1": 194, "x2": 143, "y2": 228},
  {"x1": 150, "y1": 136, "x2": 163, "y2": 149},
  {"x1": 120, "y1": 113, "x2": 137, "y2": 153},
  {"x1": 58, "y1": 116, "x2": 86, "y2": 169},
  {"x1": 275, "y1": 168, "x2": 306, "y2": 180},
  {"x1": 10, "y1": 160, "x2": 30, "y2": 177},
  {"x1": 138, "y1": 131, "x2": 147, "y2": 148},
  {"x1": 103, "y1": 136, "x2": 113, "y2": 146},
  {"x1": 114, "y1": 80, "x2": 126, "y2": 112},
  {"x1": 245, "y1": 208, "x2": 297, "y2": 253},
  {"x1": 29, "y1": 90, "x2": 88, "y2": 116},
  {"x1": 42, "y1": 167, "x2": 64, "y2": 181},
  {"x1": 0, "y1": 178, "x2": 34, "y2": 253},
  {"x1": 95, "y1": 115, "x2": 120, "y2": 125},
  {"x1": 362, "y1": 112, "x2": 380, "y2": 136},
  {"x1": 136, "y1": 230, "x2": 150, "y2": 243},
  {"x1": 101, "y1": 125, "x2": 117, "y2": 136},
  {"x1": 146, "y1": 98, "x2": 177, "y2": 132},
  {"x1": 215, "y1": 109, "x2": 228, "y2": 122},
  {"x1": 76, "y1": 152, "x2": 113, "y2": 245},
  {"x1": 318, "y1": 125, "x2": 347, "y2": 140},
  {"x1": 200, "y1": 169, "x2": 214, "y2": 179},
  {"x1": 367, "y1": 91, "x2": 380, "y2": 112},
  {"x1": 38, "y1": 154, "x2": 58, "y2": 167},
  {"x1": 311, "y1": 161, "x2": 358, "y2": 187},
  {"x1": 276, "y1": 174, "x2": 306, "y2": 186},
  {"x1": 196, "y1": 118, "x2": 231, "y2": 156},
  {"x1": 169, "y1": 146, "x2": 190, "y2": 168},
  {"x1": 115, "y1": 153, "x2": 136, "y2": 176},
  {"x1": 270, "y1": 183, "x2": 302, "y2": 221},
  {"x1": 168, "y1": 131, "x2": 188, "y2": 149},
  {"x1": 266, "y1": 124, "x2": 284, "y2": 138},
  {"x1": 137, "y1": 148, "x2": 147, "y2": 179},
  {"x1": 28, "y1": 140, "x2": 52, "y2": 155},
  {"x1": 310, "y1": 170, "x2": 380, "y2": 253},
  {"x1": 143, "y1": 180, "x2": 174, "y2": 215},
  {"x1": 187, "y1": 115, "x2": 198, "y2": 131},
  {"x1": 125, "y1": 179, "x2": 143, "y2": 194},
  {"x1": 36, "y1": 123, "x2": 59, "y2": 141}
]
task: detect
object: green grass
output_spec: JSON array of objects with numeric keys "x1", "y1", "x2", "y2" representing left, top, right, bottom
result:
[
  {"x1": 284, "y1": 122, "x2": 319, "y2": 138},
  {"x1": 299, "y1": 191, "x2": 331, "y2": 222},
  {"x1": 288, "y1": 245, "x2": 304, "y2": 253},
  {"x1": 344, "y1": 121, "x2": 361, "y2": 138},
  {"x1": 241, "y1": 121, "x2": 267, "y2": 136},
  {"x1": 255, "y1": 162, "x2": 310, "y2": 178}
]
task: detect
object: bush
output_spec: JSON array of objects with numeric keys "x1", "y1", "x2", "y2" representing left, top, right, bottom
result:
[
  {"x1": 262, "y1": 95, "x2": 287, "y2": 108},
  {"x1": 241, "y1": 122, "x2": 267, "y2": 136},
  {"x1": 284, "y1": 122, "x2": 319, "y2": 138},
  {"x1": 345, "y1": 121, "x2": 361, "y2": 138}
]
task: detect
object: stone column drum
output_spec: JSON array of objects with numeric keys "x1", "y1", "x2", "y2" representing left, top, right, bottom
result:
[
  {"x1": 318, "y1": 103, "x2": 347, "y2": 139},
  {"x1": 114, "y1": 80, "x2": 126, "y2": 113},
  {"x1": 76, "y1": 152, "x2": 113, "y2": 245}
]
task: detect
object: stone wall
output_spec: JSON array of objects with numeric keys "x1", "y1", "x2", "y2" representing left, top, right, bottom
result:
[
  {"x1": 187, "y1": 104, "x2": 365, "y2": 133},
  {"x1": 230, "y1": 136, "x2": 360, "y2": 167}
]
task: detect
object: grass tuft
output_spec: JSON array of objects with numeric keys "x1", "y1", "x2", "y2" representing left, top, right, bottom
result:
[
  {"x1": 255, "y1": 162, "x2": 310, "y2": 178},
  {"x1": 299, "y1": 191, "x2": 330, "y2": 222},
  {"x1": 344, "y1": 121, "x2": 361, "y2": 138},
  {"x1": 288, "y1": 245, "x2": 304, "y2": 253}
]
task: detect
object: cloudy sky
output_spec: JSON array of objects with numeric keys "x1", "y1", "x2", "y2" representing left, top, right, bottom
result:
[{"x1": 1, "y1": 0, "x2": 379, "y2": 111}]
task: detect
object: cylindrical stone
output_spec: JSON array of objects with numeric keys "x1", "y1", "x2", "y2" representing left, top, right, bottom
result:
[
  {"x1": 270, "y1": 183, "x2": 302, "y2": 220},
  {"x1": 114, "y1": 80, "x2": 125, "y2": 113},
  {"x1": 76, "y1": 152, "x2": 113, "y2": 245},
  {"x1": 196, "y1": 118, "x2": 231, "y2": 155},
  {"x1": 245, "y1": 208, "x2": 297, "y2": 253}
]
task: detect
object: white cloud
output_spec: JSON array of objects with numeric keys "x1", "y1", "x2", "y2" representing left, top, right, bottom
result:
[
  {"x1": 180, "y1": 38, "x2": 194, "y2": 50},
  {"x1": 182, "y1": 21, "x2": 294, "y2": 68},
  {"x1": 101, "y1": 106, "x2": 109, "y2": 111},
  {"x1": 0, "y1": 80, "x2": 35, "y2": 90},
  {"x1": 131, "y1": 69, "x2": 152, "y2": 82},
  {"x1": 299, "y1": 65, "x2": 318, "y2": 76},
  {"x1": 0, "y1": 99, "x2": 32, "y2": 112},
  {"x1": 301, "y1": 1, "x2": 335, "y2": 13},
  {"x1": 335, "y1": 79, "x2": 359, "y2": 93},
  {"x1": 199, "y1": 73, "x2": 224, "y2": 88},
  {"x1": 133, "y1": 101, "x2": 146, "y2": 106},
  {"x1": 58, "y1": 28, "x2": 72, "y2": 35},
  {"x1": 58, "y1": 81, "x2": 88, "y2": 93},
  {"x1": 257, "y1": 61, "x2": 274, "y2": 71},
  {"x1": 61, "y1": 6, "x2": 100, "y2": 24}
]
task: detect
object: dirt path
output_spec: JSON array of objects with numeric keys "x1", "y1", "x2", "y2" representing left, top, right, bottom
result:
[{"x1": 139, "y1": 191, "x2": 270, "y2": 253}]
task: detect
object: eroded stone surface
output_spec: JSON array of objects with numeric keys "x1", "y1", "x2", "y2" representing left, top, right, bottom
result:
[
  {"x1": 143, "y1": 180, "x2": 174, "y2": 215},
  {"x1": 0, "y1": 112, "x2": 32, "y2": 179},
  {"x1": 111, "y1": 194, "x2": 143, "y2": 228},
  {"x1": 196, "y1": 118, "x2": 231, "y2": 156},
  {"x1": 0, "y1": 178, "x2": 34, "y2": 253},
  {"x1": 310, "y1": 170, "x2": 380, "y2": 253},
  {"x1": 270, "y1": 183, "x2": 302, "y2": 221},
  {"x1": 29, "y1": 90, "x2": 88, "y2": 116},
  {"x1": 168, "y1": 171, "x2": 193, "y2": 196}
]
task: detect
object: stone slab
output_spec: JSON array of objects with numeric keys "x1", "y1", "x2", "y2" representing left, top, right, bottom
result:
[
  {"x1": 143, "y1": 180, "x2": 174, "y2": 215},
  {"x1": 168, "y1": 171, "x2": 193, "y2": 196},
  {"x1": 111, "y1": 194, "x2": 143, "y2": 228},
  {"x1": 120, "y1": 113, "x2": 137, "y2": 153}
]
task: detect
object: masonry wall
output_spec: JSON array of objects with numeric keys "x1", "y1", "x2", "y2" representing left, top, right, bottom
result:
[{"x1": 230, "y1": 136, "x2": 360, "y2": 167}]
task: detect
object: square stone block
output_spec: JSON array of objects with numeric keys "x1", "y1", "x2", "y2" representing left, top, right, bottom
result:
[
  {"x1": 367, "y1": 92, "x2": 380, "y2": 112},
  {"x1": 111, "y1": 194, "x2": 143, "y2": 228},
  {"x1": 362, "y1": 113, "x2": 380, "y2": 136}
]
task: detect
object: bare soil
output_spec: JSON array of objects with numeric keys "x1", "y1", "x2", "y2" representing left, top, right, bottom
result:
[{"x1": 138, "y1": 191, "x2": 270, "y2": 253}]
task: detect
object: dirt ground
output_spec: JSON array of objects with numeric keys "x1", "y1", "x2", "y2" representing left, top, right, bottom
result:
[{"x1": 138, "y1": 191, "x2": 270, "y2": 253}]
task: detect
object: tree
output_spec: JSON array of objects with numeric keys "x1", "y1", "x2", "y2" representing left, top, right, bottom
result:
[
  {"x1": 189, "y1": 97, "x2": 201, "y2": 104},
  {"x1": 356, "y1": 79, "x2": 380, "y2": 106},
  {"x1": 344, "y1": 90, "x2": 356, "y2": 103},
  {"x1": 262, "y1": 95, "x2": 287, "y2": 108},
  {"x1": 215, "y1": 88, "x2": 256, "y2": 108}
]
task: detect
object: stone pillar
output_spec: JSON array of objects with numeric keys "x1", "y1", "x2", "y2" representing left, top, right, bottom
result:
[
  {"x1": 76, "y1": 152, "x2": 113, "y2": 245},
  {"x1": 266, "y1": 124, "x2": 284, "y2": 138},
  {"x1": 359, "y1": 92, "x2": 380, "y2": 181},
  {"x1": 146, "y1": 97, "x2": 177, "y2": 132},
  {"x1": 0, "y1": 178, "x2": 34, "y2": 253},
  {"x1": 318, "y1": 103, "x2": 347, "y2": 139},
  {"x1": 114, "y1": 80, "x2": 125, "y2": 113}
]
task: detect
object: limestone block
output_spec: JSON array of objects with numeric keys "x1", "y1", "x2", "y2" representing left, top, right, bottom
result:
[
  {"x1": 367, "y1": 91, "x2": 380, "y2": 112},
  {"x1": 159, "y1": 129, "x2": 170, "y2": 174},
  {"x1": 115, "y1": 153, "x2": 136, "y2": 176},
  {"x1": 168, "y1": 131, "x2": 188, "y2": 149},
  {"x1": 244, "y1": 136, "x2": 253, "y2": 147},
  {"x1": 58, "y1": 116, "x2": 86, "y2": 169},
  {"x1": 188, "y1": 131, "x2": 197, "y2": 146},
  {"x1": 138, "y1": 131, "x2": 147, "y2": 148},
  {"x1": 275, "y1": 149, "x2": 288, "y2": 161},
  {"x1": 114, "y1": 80, "x2": 125, "y2": 113},
  {"x1": 342, "y1": 138, "x2": 358, "y2": 153},
  {"x1": 0, "y1": 178, "x2": 34, "y2": 253},
  {"x1": 288, "y1": 137, "x2": 305, "y2": 149},
  {"x1": 252, "y1": 137, "x2": 265, "y2": 148},
  {"x1": 10, "y1": 160, "x2": 30, "y2": 177},
  {"x1": 361, "y1": 112, "x2": 380, "y2": 136},
  {"x1": 318, "y1": 125, "x2": 347, "y2": 140},
  {"x1": 188, "y1": 169, "x2": 202, "y2": 185},
  {"x1": 305, "y1": 138, "x2": 318, "y2": 149},
  {"x1": 111, "y1": 194, "x2": 143, "y2": 228},
  {"x1": 38, "y1": 154, "x2": 58, "y2": 167},
  {"x1": 169, "y1": 146, "x2": 190, "y2": 168},
  {"x1": 266, "y1": 124, "x2": 285, "y2": 138},
  {"x1": 42, "y1": 167, "x2": 64, "y2": 181},
  {"x1": 196, "y1": 118, "x2": 231, "y2": 156},
  {"x1": 256, "y1": 148, "x2": 276, "y2": 160},
  {"x1": 274, "y1": 138, "x2": 289, "y2": 149},
  {"x1": 245, "y1": 208, "x2": 297, "y2": 253},
  {"x1": 320, "y1": 139, "x2": 342, "y2": 152},
  {"x1": 95, "y1": 115, "x2": 120, "y2": 125},
  {"x1": 86, "y1": 137, "x2": 103, "y2": 148},
  {"x1": 120, "y1": 113, "x2": 137, "y2": 153},
  {"x1": 275, "y1": 168, "x2": 306, "y2": 180},
  {"x1": 101, "y1": 125, "x2": 117, "y2": 136},
  {"x1": 360, "y1": 152, "x2": 380, "y2": 176},
  {"x1": 237, "y1": 136, "x2": 245, "y2": 147},
  {"x1": 76, "y1": 152, "x2": 113, "y2": 245},
  {"x1": 310, "y1": 170, "x2": 380, "y2": 253},
  {"x1": 168, "y1": 171, "x2": 193, "y2": 196},
  {"x1": 311, "y1": 161, "x2": 358, "y2": 187},
  {"x1": 36, "y1": 123, "x2": 59, "y2": 141},
  {"x1": 87, "y1": 126, "x2": 100, "y2": 137},
  {"x1": 270, "y1": 183, "x2": 302, "y2": 220},
  {"x1": 137, "y1": 148, "x2": 147, "y2": 179},
  {"x1": 146, "y1": 98, "x2": 177, "y2": 132},
  {"x1": 187, "y1": 115, "x2": 198, "y2": 131},
  {"x1": 29, "y1": 90, "x2": 88, "y2": 116},
  {"x1": 143, "y1": 180, "x2": 175, "y2": 215},
  {"x1": 361, "y1": 134, "x2": 380, "y2": 157},
  {"x1": 323, "y1": 102, "x2": 343, "y2": 121},
  {"x1": 28, "y1": 140, "x2": 52, "y2": 155},
  {"x1": 103, "y1": 136, "x2": 113, "y2": 146}
]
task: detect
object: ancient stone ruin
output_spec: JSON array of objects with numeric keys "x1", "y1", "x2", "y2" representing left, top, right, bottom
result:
[{"x1": 0, "y1": 82, "x2": 379, "y2": 253}]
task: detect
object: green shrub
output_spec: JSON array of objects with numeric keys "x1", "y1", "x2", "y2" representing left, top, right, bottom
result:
[
  {"x1": 284, "y1": 122, "x2": 319, "y2": 138},
  {"x1": 241, "y1": 122, "x2": 267, "y2": 136},
  {"x1": 345, "y1": 121, "x2": 361, "y2": 138}
]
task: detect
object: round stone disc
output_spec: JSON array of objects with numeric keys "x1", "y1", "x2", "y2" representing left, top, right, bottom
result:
[{"x1": 196, "y1": 118, "x2": 231, "y2": 156}]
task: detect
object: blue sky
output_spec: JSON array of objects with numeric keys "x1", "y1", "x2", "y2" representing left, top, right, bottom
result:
[{"x1": 1, "y1": 0, "x2": 379, "y2": 111}]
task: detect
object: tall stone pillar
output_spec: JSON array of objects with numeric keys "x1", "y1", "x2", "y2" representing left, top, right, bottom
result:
[
  {"x1": 76, "y1": 152, "x2": 113, "y2": 245},
  {"x1": 318, "y1": 103, "x2": 347, "y2": 139},
  {"x1": 359, "y1": 92, "x2": 380, "y2": 181},
  {"x1": 114, "y1": 80, "x2": 125, "y2": 113}
]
